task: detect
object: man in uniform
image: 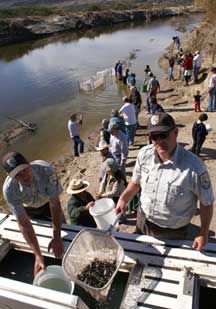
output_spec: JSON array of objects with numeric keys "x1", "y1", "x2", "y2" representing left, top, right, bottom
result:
[
  {"x1": 116, "y1": 113, "x2": 214, "y2": 251},
  {"x1": 2, "y1": 152, "x2": 64, "y2": 275}
]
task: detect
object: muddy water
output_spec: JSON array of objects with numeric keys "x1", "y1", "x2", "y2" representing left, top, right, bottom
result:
[{"x1": 0, "y1": 14, "x2": 203, "y2": 205}]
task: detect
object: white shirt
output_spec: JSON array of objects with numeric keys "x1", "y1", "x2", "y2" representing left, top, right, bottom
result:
[
  {"x1": 68, "y1": 120, "x2": 80, "y2": 138},
  {"x1": 110, "y1": 131, "x2": 128, "y2": 163},
  {"x1": 132, "y1": 144, "x2": 214, "y2": 229},
  {"x1": 209, "y1": 73, "x2": 216, "y2": 89},
  {"x1": 119, "y1": 103, "x2": 137, "y2": 125},
  {"x1": 193, "y1": 54, "x2": 201, "y2": 68}
]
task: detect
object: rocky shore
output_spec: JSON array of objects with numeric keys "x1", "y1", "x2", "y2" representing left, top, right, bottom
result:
[{"x1": 0, "y1": 5, "x2": 202, "y2": 46}]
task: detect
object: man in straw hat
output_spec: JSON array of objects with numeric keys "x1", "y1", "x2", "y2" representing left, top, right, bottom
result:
[
  {"x1": 1, "y1": 151, "x2": 64, "y2": 275},
  {"x1": 207, "y1": 65, "x2": 216, "y2": 112},
  {"x1": 66, "y1": 179, "x2": 96, "y2": 227},
  {"x1": 116, "y1": 113, "x2": 214, "y2": 250}
]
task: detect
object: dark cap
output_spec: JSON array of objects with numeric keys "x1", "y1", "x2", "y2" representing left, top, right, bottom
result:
[
  {"x1": 148, "y1": 113, "x2": 176, "y2": 133},
  {"x1": 211, "y1": 65, "x2": 216, "y2": 72},
  {"x1": 1, "y1": 152, "x2": 29, "y2": 177}
]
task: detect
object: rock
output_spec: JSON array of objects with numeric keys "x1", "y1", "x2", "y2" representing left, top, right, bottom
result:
[{"x1": 0, "y1": 6, "x2": 200, "y2": 46}]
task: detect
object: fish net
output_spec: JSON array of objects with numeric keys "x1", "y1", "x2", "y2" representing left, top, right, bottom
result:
[{"x1": 62, "y1": 229, "x2": 124, "y2": 300}]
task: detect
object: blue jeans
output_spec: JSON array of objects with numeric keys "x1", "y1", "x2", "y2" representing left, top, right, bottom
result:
[
  {"x1": 208, "y1": 89, "x2": 216, "y2": 112},
  {"x1": 194, "y1": 66, "x2": 200, "y2": 82},
  {"x1": 168, "y1": 67, "x2": 174, "y2": 81},
  {"x1": 146, "y1": 95, "x2": 151, "y2": 113},
  {"x1": 126, "y1": 124, "x2": 136, "y2": 145},
  {"x1": 72, "y1": 136, "x2": 84, "y2": 156}
]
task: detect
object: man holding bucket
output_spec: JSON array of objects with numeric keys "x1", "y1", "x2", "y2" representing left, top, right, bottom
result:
[
  {"x1": 116, "y1": 113, "x2": 214, "y2": 251},
  {"x1": 1, "y1": 152, "x2": 64, "y2": 275}
]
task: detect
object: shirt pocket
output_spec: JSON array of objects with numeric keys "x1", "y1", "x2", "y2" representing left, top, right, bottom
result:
[{"x1": 164, "y1": 185, "x2": 185, "y2": 206}]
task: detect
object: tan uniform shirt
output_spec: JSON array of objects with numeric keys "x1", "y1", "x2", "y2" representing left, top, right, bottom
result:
[{"x1": 132, "y1": 144, "x2": 214, "y2": 229}]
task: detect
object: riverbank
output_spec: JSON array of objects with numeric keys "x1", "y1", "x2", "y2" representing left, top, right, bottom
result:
[
  {"x1": 52, "y1": 19, "x2": 216, "y2": 237},
  {"x1": 0, "y1": 5, "x2": 203, "y2": 46}
]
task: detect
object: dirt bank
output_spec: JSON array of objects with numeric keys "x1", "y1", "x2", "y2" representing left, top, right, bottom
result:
[
  {"x1": 50, "y1": 20, "x2": 216, "y2": 237},
  {"x1": 0, "y1": 5, "x2": 202, "y2": 46}
]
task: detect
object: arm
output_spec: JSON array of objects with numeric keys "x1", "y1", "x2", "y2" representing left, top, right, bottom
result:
[
  {"x1": 192, "y1": 202, "x2": 213, "y2": 251},
  {"x1": 100, "y1": 180, "x2": 120, "y2": 198},
  {"x1": 79, "y1": 114, "x2": 83, "y2": 125},
  {"x1": 17, "y1": 213, "x2": 45, "y2": 276},
  {"x1": 115, "y1": 182, "x2": 140, "y2": 214},
  {"x1": 48, "y1": 196, "x2": 64, "y2": 259}
]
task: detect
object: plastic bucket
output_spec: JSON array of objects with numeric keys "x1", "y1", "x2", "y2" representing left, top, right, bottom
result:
[
  {"x1": 89, "y1": 198, "x2": 117, "y2": 229},
  {"x1": 33, "y1": 265, "x2": 74, "y2": 294}
]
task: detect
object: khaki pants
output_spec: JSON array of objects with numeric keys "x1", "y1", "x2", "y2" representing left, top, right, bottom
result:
[{"x1": 136, "y1": 207, "x2": 189, "y2": 240}]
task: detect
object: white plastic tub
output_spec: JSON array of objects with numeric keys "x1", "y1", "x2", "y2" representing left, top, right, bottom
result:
[
  {"x1": 33, "y1": 265, "x2": 74, "y2": 294},
  {"x1": 89, "y1": 198, "x2": 118, "y2": 229}
]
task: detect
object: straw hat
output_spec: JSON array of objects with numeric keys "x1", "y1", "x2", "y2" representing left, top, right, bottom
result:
[
  {"x1": 95, "y1": 140, "x2": 110, "y2": 151},
  {"x1": 66, "y1": 179, "x2": 89, "y2": 194}
]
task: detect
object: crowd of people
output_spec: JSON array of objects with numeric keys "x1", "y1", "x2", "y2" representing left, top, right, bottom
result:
[{"x1": 1, "y1": 35, "x2": 215, "y2": 276}]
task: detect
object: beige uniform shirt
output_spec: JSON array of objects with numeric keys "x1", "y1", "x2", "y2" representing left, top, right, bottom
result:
[{"x1": 132, "y1": 144, "x2": 214, "y2": 229}]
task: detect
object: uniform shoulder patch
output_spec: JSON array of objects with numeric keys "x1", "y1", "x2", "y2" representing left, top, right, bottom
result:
[{"x1": 199, "y1": 172, "x2": 210, "y2": 189}]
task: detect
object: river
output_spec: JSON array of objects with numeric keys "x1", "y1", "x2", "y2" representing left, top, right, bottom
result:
[{"x1": 0, "y1": 14, "x2": 203, "y2": 206}]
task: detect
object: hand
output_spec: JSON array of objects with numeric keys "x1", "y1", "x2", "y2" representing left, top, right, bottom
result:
[
  {"x1": 86, "y1": 201, "x2": 95, "y2": 209},
  {"x1": 115, "y1": 199, "x2": 127, "y2": 215},
  {"x1": 192, "y1": 234, "x2": 208, "y2": 251},
  {"x1": 34, "y1": 254, "x2": 45, "y2": 276},
  {"x1": 95, "y1": 193, "x2": 102, "y2": 200},
  {"x1": 48, "y1": 236, "x2": 64, "y2": 258}
]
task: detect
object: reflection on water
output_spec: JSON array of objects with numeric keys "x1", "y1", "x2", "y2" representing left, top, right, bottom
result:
[{"x1": 0, "y1": 14, "x2": 203, "y2": 205}]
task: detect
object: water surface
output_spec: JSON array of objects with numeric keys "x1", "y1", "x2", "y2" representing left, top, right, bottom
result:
[{"x1": 0, "y1": 14, "x2": 203, "y2": 205}]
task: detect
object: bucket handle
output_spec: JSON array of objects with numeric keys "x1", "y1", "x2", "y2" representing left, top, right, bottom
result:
[{"x1": 103, "y1": 213, "x2": 122, "y2": 234}]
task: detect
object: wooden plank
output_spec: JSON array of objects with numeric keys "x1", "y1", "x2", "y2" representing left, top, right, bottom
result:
[
  {"x1": 144, "y1": 266, "x2": 181, "y2": 281},
  {"x1": 3, "y1": 220, "x2": 216, "y2": 265},
  {"x1": 3, "y1": 216, "x2": 216, "y2": 253},
  {"x1": 143, "y1": 279, "x2": 178, "y2": 295},
  {"x1": 0, "y1": 213, "x2": 8, "y2": 224},
  {"x1": 136, "y1": 292, "x2": 177, "y2": 309}
]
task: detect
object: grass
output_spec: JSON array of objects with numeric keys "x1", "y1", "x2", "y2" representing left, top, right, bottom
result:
[
  {"x1": 0, "y1": 1, "x2": 194, "y2": 18},
  {"x1": 0, "y1": 6, "x2": 56, "y2": 18}
]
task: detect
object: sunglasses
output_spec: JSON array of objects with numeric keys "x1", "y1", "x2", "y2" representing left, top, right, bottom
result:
[{"x1": 149, "y1": 128, "x2": 174, "y2": 141}]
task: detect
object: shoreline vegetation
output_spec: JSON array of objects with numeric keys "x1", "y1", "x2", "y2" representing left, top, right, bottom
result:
[{"x1": 0, "y1": 4, "x2": 203, "y2": 46}]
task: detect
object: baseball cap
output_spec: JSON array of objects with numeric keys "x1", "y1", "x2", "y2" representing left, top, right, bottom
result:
[
  {"x1": 1, "y1": 152, "x2": 30, "y2": 177},
  {"x1": 148, "y1": 113, "x2": 176, "y2": 133}
]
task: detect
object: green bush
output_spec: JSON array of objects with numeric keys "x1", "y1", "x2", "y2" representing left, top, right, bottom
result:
[{"x1": 0, "y1": 6, "x2": 55, "y2": 18}]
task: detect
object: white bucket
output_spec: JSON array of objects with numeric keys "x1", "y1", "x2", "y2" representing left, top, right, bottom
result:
[
  {"x1": 89, "y1": 198, "x2": 118, "y2": 229},
  {"x1": 33, "y1": 265, "x2": 74, "y2": 294}
]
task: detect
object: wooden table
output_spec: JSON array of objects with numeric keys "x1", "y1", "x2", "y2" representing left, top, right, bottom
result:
[{"x1": 0, "y1": 214, "x2": 216, "y2": 308}]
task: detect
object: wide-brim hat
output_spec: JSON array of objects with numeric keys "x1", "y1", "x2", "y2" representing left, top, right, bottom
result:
[
  {"x1": 95, "y1": 140, "x2": 110, "y2": 151},
  {"x1": 66, "y1": 179, "x2": 89, "y2": 194}
]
